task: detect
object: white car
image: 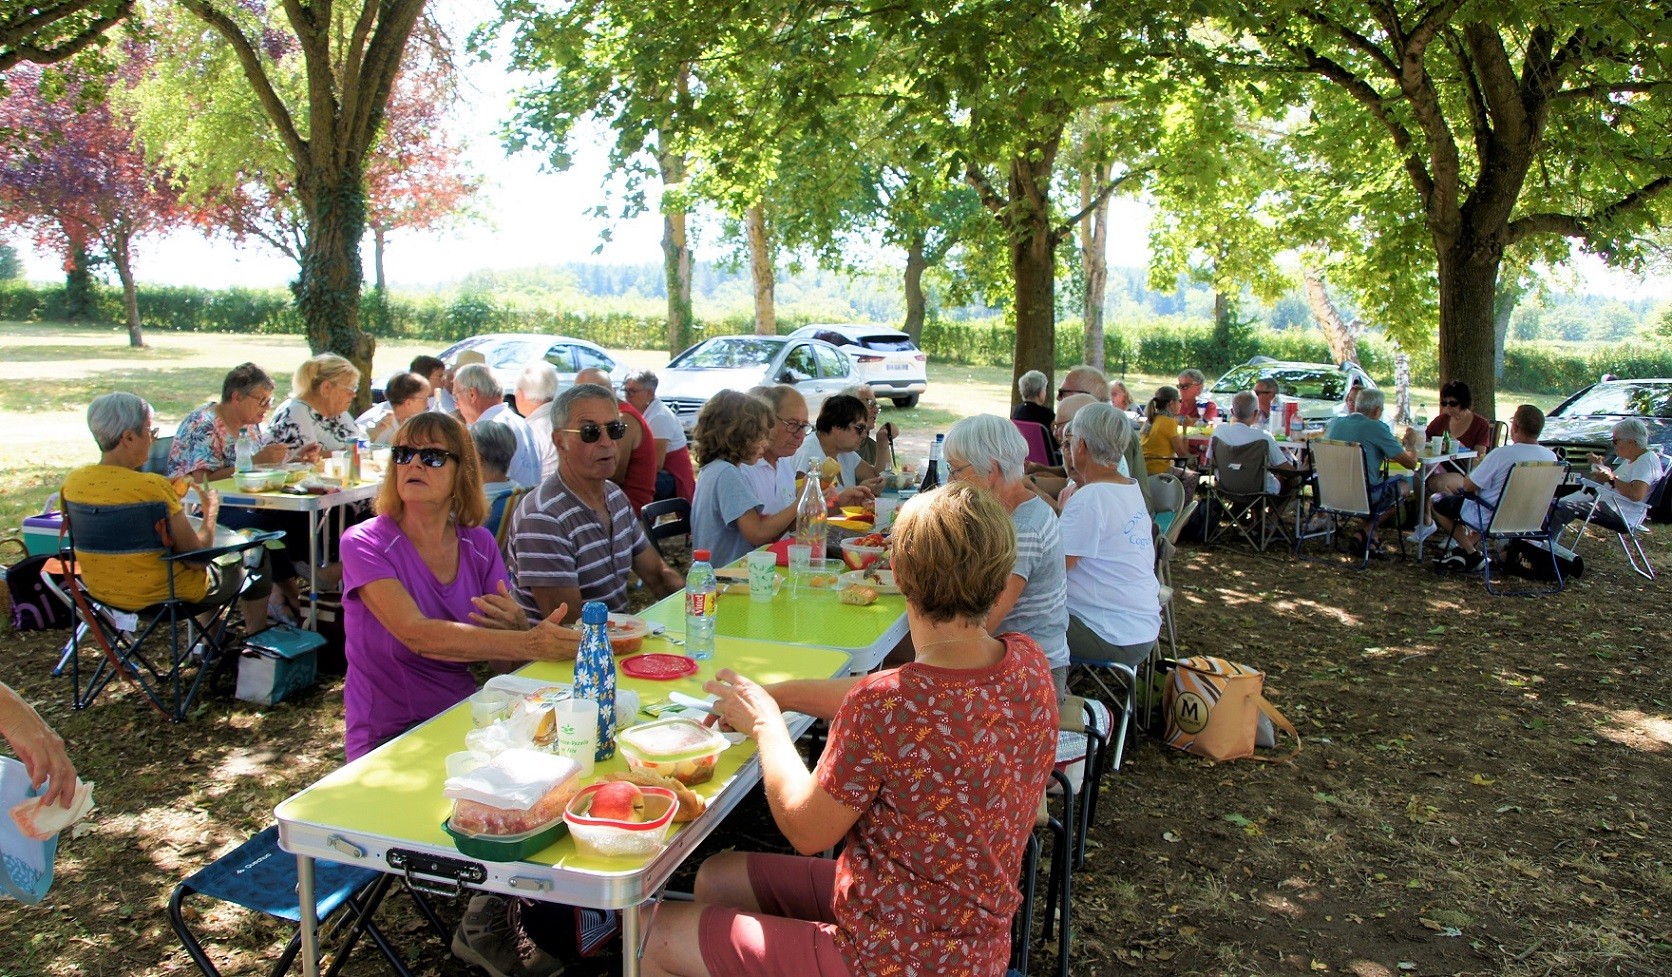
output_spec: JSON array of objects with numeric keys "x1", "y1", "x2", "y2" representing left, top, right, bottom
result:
[
  {"x1": 1208, "y1": 357, "x2": 1377, "y2": 423},
  {"x1": 372, "y1": 333, "x2": 622, "y2": 403},
  {"x1": 656, "y1": 335, "x2": 856, "y2": 433},
  {"x1": 787, "y1": 324, "x2": 928, "y2": 408}
]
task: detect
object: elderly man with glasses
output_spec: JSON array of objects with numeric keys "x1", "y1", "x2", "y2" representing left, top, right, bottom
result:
[
  {"x1": 504, "y1": 383, "x2": 684, "y2": 629},
  {"x1": 1176, "y1": 368, "x2": 1213, "y2": 423},
  {"x1": 1551, "y1": 417, "x2": 1665, "y2": 541},
  {"x1": 576, "y1": 367, "x2": 659, "y2": 515},
  {"x1": 743, "y1": 385, "x2": 872, "y2": 514}
]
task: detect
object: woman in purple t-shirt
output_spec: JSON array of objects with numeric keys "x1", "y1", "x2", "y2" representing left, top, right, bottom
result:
[{"x1": 340, "y1": 412, "x2": 582, "y2": 760}]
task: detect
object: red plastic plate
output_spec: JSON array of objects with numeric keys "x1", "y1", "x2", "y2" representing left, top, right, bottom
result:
[{"x1": 620, "y1": 653, "x2": 699, "y2": 680}]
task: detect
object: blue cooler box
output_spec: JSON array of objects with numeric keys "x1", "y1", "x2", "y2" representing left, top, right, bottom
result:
[
  {"x1": 235, "y1": 625, "x2": 325, "y2": 706},
  {"x1": 21, "y1": 513, "x2": 64, "y2": 557}
]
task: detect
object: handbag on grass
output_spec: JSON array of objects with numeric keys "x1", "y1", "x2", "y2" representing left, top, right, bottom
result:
[{"x1": 1163, "y1": 656, "x2": 1301, "y2": 762}]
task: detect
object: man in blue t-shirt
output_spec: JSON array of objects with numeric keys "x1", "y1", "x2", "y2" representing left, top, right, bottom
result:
[{"x1": 1324, "y1": 388, "x2": 1419, "y2": 547}]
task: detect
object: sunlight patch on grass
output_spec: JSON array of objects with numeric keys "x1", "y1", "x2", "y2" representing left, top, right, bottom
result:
[{"x1": 1277, "y1": 596, "x2": 1363, "y2": 627}]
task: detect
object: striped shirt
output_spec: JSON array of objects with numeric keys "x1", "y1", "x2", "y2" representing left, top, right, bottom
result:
[
  {"x1": 1000, "y1": 495, "x2": 1070, "y2": 669},
  {"x1": 505, "y1": 471, "x2": 649, "y2": 620}
]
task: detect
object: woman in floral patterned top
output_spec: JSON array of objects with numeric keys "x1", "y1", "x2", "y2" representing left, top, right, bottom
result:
[
  {"x1": 637, "y1": 481, "x2": 1059, "y2": 977},
  {"x1": 268, "y1": 353, "x2": 363, "y2": 454},
  {"x1": 166, "y1": 362, "x2": 292, "y2": 481}
]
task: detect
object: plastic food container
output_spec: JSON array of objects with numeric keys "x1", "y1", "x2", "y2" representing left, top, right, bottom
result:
[
  {"x1": 839, "y1": 537, "x2": 887, "y2": 571},
  {"x1": 443, "y1": 816, "x2": 567, "y2": 862},
  {"x1": 233, "y1": 470, "x2": 286, "y2": 492},
  {"x1": 616, "y1": 719, "x2": 730, "y2": 786},
  {"x1": 564, "y1": 784, "x2": 678, "y2": 859},
  {"x1": 606, "y1": 614, "x2": 650, "y2": 655}
]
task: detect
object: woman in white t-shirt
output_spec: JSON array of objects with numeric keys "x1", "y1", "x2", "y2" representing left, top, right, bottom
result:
[
  {"x1": 1060, "y1": 403, "x2": 1160, "y2": 666},
  {"x1": 1555, "y1": 417, "x2": 1664, "y2": 533}
]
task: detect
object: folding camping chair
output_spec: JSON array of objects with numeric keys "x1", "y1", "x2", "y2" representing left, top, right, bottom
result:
[
  {"x1": 1554, "y1": 457, "x2": 1669, "y2": 581},
  {"x1": 1012, "y1": 419, "x2": 1057, "y2": 466},
  {"x1": 1206, "y1": 438, "x2": 1293, "y2": 552},
  {"x1": 54, "y1": 499, "x2": 280, "y2": 721},
  {"x1": 1434, "y1": 461, "x2": 1569, "y2": 595},
  {"x1": 639, "y1": 497, "x2": 693, "y2": 559},
  {"x1": 1296, "y1": 439, "x2": 1406, "y2": 568}
]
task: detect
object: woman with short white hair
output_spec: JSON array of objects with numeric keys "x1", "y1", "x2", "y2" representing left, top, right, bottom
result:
[
  {"x1": 1011, "y1": 370, "x2": 1060, "y2": 461},
  {"x1": 945, "y1": 414, "x2": 1070, "y2": 697},
  {"x1": 1555, "y1": 417, "x2": 1664, "y2": 533},
  {"x1": 1060, "y1": 403, "x2": 1160, "y2": 669}
]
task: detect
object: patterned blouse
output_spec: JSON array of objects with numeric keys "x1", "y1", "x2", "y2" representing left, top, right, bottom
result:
[
  {"x1": 268, "y1": 398, "x2": 361, "y2": 453},
  {"x1": 167, "y1": 403, "x2": 250, "y2": 479}
]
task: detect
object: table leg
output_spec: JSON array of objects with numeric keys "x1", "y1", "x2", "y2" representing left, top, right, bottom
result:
[
  {"x1": 296, "y1": 853, "x2": 319, "y2": 977},
  {"x1": 305, "y1": 509, "x2": 320, "y2": 629},
  {"x1": 1414, "y1": 463, "x2": 1434, "y2": 561},
  {"x1": 622, "y1": 902, "x2": 643, "y2": 977}
]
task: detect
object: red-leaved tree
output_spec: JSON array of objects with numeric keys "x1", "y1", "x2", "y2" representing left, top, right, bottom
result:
[{"x1": 0, "y1": 56, "x2": 189, "y2": 346}]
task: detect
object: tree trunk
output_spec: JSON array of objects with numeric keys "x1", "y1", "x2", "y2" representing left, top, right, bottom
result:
[
  {"x1": 295, "y1": 166, "x2": 376, "y2": 412},
  {"x1": 1212, "y1": 289, "x2": 1231, "y2": 361},
  {"x1": 63, "y1": 246, "x2": 95, "y2": 322},
  {"x1": 1492, "y1": 284, "x2": 1519, "y2": 380},
  {"x1": 745, "y1": 204, "x2": 775, "y2": 336},
  {"x1": 1008, "y1": 155, "x2": 1057, "y2": 411},
  {"x1": 110, "y1": 230, "x2": 144, "y2": 347},
  {"x1": 1436, "y1": 238, "x2": 1502, "y2": 421},
  {"x1": 373, "y1": 225, "x2": 387, "y2": 292},
  {"x1": 1079, "y1": 162, "x2": 1109, "y2": 369},
  {"x1": 902, "y1": 230, "x2": 927, "y2": 343},
  {"x1": 1304, "y1": 266, "x2": 1357, "y2": 366},
  {"x1": 658, "y1": 148, "x2": 693, "y2": 356}
]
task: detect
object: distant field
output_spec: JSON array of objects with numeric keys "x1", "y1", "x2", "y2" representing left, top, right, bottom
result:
[{"x1": 0, "y1": 321, "x2": 1569, "y2": 530}]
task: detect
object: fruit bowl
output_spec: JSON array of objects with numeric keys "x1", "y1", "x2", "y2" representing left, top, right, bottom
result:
[
  {"x1": 564, "y1": 783, "x2": 678, "y2": 859},
  {"x1": 840, "y1": 535, "x2": 888, "y2": 571}
]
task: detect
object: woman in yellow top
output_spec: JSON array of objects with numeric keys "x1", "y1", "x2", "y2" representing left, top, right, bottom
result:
[{"x1": 1141, "y1": 385, "x2": 1198, "y2": 505}]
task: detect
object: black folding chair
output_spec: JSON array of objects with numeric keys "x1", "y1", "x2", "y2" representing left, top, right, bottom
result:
[{"x1": 639, "y1": 497, "x2": 692, "y2": 558}]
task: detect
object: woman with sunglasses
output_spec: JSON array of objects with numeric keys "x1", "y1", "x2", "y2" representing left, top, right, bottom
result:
[
  {"x1": 339, "y1": 412, "x2": 582, "y2": 760},
  {"x1": 794, "y1": 394, "x2": 884, "y2": 496},
  {"x1": 1423, "y1": 380, "x2": 1495, "y2": 497},
  {"x1": 690, "y1": 391, "x2": 802, "y2": 569}
]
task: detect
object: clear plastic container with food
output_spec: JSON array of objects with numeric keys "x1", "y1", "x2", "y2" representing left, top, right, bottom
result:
[
  {"x1": 564, "y1": 783, "x2": 678, "y2": 859},
  {"x1": 615, "y1": 718, "x2": 730, "y2": 786}
]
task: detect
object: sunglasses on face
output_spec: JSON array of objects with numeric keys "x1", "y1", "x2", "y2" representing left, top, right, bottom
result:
[
  {"x1": 1057, "y1": 387, "x2": 1087, "y2": 400},
  {"x1": 393, "y1": 446, "x2": 459, "y2": 468},
  {"x1": 1441, "y1": 400, "x2": 1461, "y2": 407},
  {"x1": 560, "y1": 420, "x2": 629, "y2": 443},
  {"x1": 846, "y1": 422, "x2": 870, "y2": 435}
]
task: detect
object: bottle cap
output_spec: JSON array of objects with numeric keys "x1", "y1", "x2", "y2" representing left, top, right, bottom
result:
[
  {"x1": 581, "y1": 601, "x2": 608, "y2": 625},
  {"x1": 692, "y1": 549, "x2": 711, "y2": 562}
]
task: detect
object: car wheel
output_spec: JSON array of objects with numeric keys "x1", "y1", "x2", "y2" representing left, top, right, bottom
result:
[{"x1": 891, "y1": 394, "x2": 919, "y2": 409}]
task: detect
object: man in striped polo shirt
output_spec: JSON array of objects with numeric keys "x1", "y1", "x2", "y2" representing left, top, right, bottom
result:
[{"x1": 504, "y1": 383, "x2": 685, "y2": 625}]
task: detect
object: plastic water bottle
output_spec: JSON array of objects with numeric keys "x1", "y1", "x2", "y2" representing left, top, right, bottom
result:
[
  {"x1": 684, "y1": 549, "x2": 717, "y2": 661},
  {"x1": 796, "y1": 462, "x2": 828, "y2": 555},
  {"x1": 572, "y1": 601, "x2": 618, "y2": 761},
  {"x1": 918, "y1": 434, "x2": 944, "y2": 493},
  {"x1": 1288, "y1": 409, "x2": 1305, "y2": 441},
  {"x1": 1268, "y1": 397, "x2": 1285, "y2": 436},
  {"x1": 235, "y1": 432, "x2": 254, "y2": 473}
]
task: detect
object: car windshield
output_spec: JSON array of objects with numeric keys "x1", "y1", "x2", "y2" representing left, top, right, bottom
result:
[
  {"x1": 484, "y1": 341, "x2": 545, "y2": 370},
  {"x1": 1212, "y1": 365, "x2": 1349, "y2": 401},
  {"x1": 672, "y1": 338, "x2": 786, "y2": 369},
  {"x1": 858, "y1": 335, "x2": 916, "y2": 352},
  {"x1": 1555, "y1": 381, "x2": 1672, "y2": 419}
]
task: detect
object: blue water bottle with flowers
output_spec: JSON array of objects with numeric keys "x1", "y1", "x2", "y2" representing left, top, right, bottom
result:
[{"x1": 572, "y1": 601, "x2": 617, "y2": 761}]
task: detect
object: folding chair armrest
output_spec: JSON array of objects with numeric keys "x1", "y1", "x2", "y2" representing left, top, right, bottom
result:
[{"x1": 164, "y1": 529, "x2": 285, "y2": 565}]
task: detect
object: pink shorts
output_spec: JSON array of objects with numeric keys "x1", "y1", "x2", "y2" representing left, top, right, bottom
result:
[{"x1": 698, "y1": 853, "x2": 852, "y2": 977}]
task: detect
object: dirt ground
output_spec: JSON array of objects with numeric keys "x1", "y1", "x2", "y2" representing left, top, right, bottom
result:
[{"x1": 3, "y1": 516, "x2": 1668, "y2": 977}]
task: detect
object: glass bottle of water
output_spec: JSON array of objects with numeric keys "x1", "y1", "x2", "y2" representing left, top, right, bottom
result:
[
  {"x1": 795, "y1": 462, "x2": 828, "y2": 556},
  {"x1": 235, "y1": 431, "x2": 255, "y2": 473},
  {"x1": 684, "y1": 549, "x2": 717, "y2": 661},
  {"x1": 572, "y1": 601, "x2": 617, "y2": 761}
]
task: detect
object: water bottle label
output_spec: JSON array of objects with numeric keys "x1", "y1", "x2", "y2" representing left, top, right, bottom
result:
[{"x1": 686, "y1": 591, "x2": 715, "y2": 617}]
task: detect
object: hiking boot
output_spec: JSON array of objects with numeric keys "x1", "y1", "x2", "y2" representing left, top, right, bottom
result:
[{"x1": 453, "y1": 894, "x2": 566, "y2": 977}]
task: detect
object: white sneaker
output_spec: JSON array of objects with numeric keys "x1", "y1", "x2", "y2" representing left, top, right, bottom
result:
[{"x1": 1409, "y1": 521, "x2": 1438, "y2": 543}]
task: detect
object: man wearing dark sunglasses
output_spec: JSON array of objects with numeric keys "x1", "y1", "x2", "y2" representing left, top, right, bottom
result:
[
  {"x1": 505, "y1": 384, "x2": 685, "y2": 631},
  {"x1": 575, "y1": 368, "x2": 658, "y2": 514}
]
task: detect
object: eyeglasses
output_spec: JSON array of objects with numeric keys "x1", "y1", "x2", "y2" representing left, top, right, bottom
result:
[
  {"x1": 1056, "y1": 387, "x2": 1088, "y2": 400},
  {"x1": 392, "y1": 446, "x2": 459, "y2": 468},
  {"x1": 1440, "y1": 399, "x2": 1461, "y2": 407},
  {"x1": 778, "y1": 416, "x2": 813, "y2": 435},
  {"x1": 559, "y1": 420, "x2": 629, "y2": 443},
  {"x1": 1255, "y1": 389, "x2": 1275, "y2": 397},
  {"x1": 1178, "y1": 380, "x2": 1202, "y2": 390},
  {"x1": 947, "y1": 460, "x2": 974, "y2": 479},
  {"x1": 846, "y1": 422, "x2": 870, "y2": 436}
]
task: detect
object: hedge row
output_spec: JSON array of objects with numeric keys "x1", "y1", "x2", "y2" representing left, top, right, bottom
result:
[{"x1": 5, "y1": 280, "x2": 1668, "y2": 395}]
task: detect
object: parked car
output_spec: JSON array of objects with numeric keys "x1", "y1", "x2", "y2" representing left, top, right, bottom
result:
[
  {"x1": 786, "y1": 324, "x2": 928, "y2": 408},
  {"x1": 1209, "y1": 356, "x2": 1378, "y2": 423},
  {"x1": 371, "y1": 333, "x2": 621, "y2": 403},
  {"x1": 656, "y1": 335, "x2": 855, "y2": 433},
  {"x1": 1540, "y1": 377, "x2": 1672, "y2": 521}
]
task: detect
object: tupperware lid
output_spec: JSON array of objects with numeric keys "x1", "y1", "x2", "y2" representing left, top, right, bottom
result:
[{"x1": 616, "y1": 718, "x2": 729, "y2": 761}]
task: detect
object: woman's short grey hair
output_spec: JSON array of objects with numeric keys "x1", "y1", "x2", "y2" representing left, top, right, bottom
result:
[
  {"x1": 469, "y1": 420, "x2": 517, "y2": 476},
  {"x1": 944, "y1": 414, "x2": 1028, "y2": 482},
  {"x1": 1355, "y1": 388, "x2": 1386, "y2": 414},
  {"x1": 87, "y1": 392, "x2": 152, "y2": 452},
  {"x1": 516, "y1": 362, "x2": 560, "y2": 402},
  {"x1": 1612, "y1": 417, "x2": 1650, "y2": 450},
  {"x1": 454, "y1": 363, "x2": 500, "y2": 401},
  {"x1": 1070, "y1": 402, "x2": 1131, "y2": 467},
  {"x1": 550, "y1": 383, "x2": 617, "y2": 429},
  {"x1": 1018, "y1": 370, "x2": 1048, "y2": 401},
  {"x1": 841, "y1": 383, "x2": 878, "y2": 403}
]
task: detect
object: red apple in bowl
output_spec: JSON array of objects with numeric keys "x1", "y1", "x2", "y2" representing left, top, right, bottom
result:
[{"x1": 587, "y1": 781, "x2": 644, "y2": 822}]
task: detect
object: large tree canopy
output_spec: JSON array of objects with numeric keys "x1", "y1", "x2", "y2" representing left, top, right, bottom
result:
[
  {"x1": 0, "y1": 0, "x2": 132, "y2": 74},
  {"x1": 1224, "y1": 1, "x2": 1672, "y2": 416}
]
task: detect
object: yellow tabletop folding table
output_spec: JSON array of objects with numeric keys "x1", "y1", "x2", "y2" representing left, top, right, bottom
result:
[{"x1": 276, "y1": 636, "x2": 850, "y2": 977}]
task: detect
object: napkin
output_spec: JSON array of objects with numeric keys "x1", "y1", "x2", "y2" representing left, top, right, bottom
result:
[{"x1": 443, "y1": 749, "x2": 579, "y2": 811}]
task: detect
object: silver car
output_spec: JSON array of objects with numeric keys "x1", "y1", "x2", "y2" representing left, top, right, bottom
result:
[
  {"x1": 1209, "y1": 357, "x2": 1378, "y2": 423},
  {"x1": 372, "y1": 333, "x2": 621, "y2": 403},
  {"x1": 656, "y1": 335, "x2": 856, "y2": 433}
]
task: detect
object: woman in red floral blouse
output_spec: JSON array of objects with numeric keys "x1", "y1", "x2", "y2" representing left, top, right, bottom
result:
[{"x1": 639, "y1": 480, "x2": 1059, "y2": 977}]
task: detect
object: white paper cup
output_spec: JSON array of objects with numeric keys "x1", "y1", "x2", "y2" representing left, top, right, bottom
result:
[
  {"x1": 747, "y1": 551, "x2": 778, "y2": 603},
  {"x1": 469, "y1": 688, "x2": 512, "y2": 728},
  {"x1": 554, "y1": 697, "x2": 599, "y2": 777}
]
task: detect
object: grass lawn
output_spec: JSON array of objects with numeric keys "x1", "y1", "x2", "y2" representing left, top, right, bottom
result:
[{"x1": 0, "y1": 320, "x2": 1572, "y2": 530}]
